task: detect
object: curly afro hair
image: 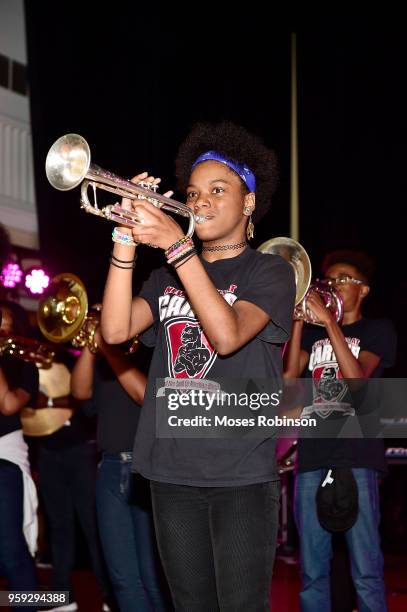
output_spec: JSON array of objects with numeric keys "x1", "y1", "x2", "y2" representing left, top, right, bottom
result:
[
  {"x1": 175, "y1": 121, "x2": 278, "y2": 224},
  {"x1": 322, "y1": 250, "x2": 375, "y2": 284}
]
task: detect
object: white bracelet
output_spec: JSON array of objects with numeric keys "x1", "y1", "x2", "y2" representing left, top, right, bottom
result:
[{"x1": 112, "y1": 227, "x2": 137, "y2": 247}]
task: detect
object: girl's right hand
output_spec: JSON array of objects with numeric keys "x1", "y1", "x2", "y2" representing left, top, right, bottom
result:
[{"x1": 120, "y1": 172, "x2": 161, "y2": 210}]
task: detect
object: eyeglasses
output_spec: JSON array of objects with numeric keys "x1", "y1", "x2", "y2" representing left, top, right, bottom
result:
[{"x1": 320, "y1": 274, "x2": 364, "y2": 286}]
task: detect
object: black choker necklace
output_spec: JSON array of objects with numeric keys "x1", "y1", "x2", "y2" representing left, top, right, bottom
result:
[{"x1": 202, "y1": 241, "x2": 247, "y2": 252}]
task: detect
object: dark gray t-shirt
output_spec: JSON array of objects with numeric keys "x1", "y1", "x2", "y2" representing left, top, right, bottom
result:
[
  {"x1": 0, "y1": 357, "x2": 38, "y2": 438},
  {"x1": 132, "y1": 248, "x2": 295, "y2": 486},
  {"x1": 82, "y1": 346, "x2": 151, "y2": 453},
  {"x1": 298, "y1": 318, "x2": 397, "y2": 474}
]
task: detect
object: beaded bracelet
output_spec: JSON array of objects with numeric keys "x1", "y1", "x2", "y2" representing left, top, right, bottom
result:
[
  {"x1": 166, "y1": 238, "x2": 195, "y2": 264},
  {"x1": 165, "y1": 236, "x2": 193, "y2": 258},
  {"x1": 169, "y1": 240, "x2": 195, "y2": 260},
  {"x1": 167, "y1": 244, "x2": 196, "y2": 266},
  {"x1": 112, "y1": 227, "x2": 137, "y2": 247}
]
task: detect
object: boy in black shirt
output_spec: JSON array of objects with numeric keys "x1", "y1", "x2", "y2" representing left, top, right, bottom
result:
[{"x1": 285, "y1": 250, "x2": 396, "y2": 612}]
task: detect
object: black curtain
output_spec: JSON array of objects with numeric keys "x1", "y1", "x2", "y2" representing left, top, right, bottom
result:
[{"x1": 24, "y1": 4, "x2": 407, "y2": 373}]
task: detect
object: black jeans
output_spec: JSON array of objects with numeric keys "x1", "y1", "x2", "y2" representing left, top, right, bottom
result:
[
  {"x1": 38, "y1": 443, "x2": 110, "y2": 601},
  {"x1": 0, "y1": 459, "x2": 37, "y2": 612},
  {"x1": 150, "y1": 480, "x2": 280, "y2": 612}
]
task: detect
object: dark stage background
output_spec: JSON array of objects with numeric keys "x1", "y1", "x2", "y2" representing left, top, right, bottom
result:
[{"x1": 24, "y1": 5, "x2": 406, "y2": 374}]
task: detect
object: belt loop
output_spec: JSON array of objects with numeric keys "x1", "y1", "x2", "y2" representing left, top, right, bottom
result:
[{"x1": 120, "y1": 452, "x2": 133, "y2": 462}]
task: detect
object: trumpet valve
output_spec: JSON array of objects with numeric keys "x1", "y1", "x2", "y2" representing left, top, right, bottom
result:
[{"x1": 137, "y1": 181, "x2": 159, "y2": 193}]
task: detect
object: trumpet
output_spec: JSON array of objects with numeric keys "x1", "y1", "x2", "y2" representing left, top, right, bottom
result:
[
  {"x1": 257, "y1": 237, "x2": 343, "y2": 326},
  {"x1": 257, "y1": 237, "x2": 311, "y2": 306},
  {"x1": 45, "y1": 134, "x2": 196, "y2": 237},
  {"x1": 0, "y1": 334, "x2": 55, "y2": 369},
  {"x1": 294, "y1": 281, "x2": 343, "y2": 326}
]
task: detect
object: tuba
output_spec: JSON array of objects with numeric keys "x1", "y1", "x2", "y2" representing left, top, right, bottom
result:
[
  {"x1": 45, "y1": 134, "x2": 196, "y2": 237},
  {"x1": 257, "y1": 237, "x2": 343, "y2": 326}
]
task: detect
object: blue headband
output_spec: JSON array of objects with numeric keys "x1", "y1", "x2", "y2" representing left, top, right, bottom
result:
[{"x1": 191, "y1": 151, "x2": 256, "y2": 193}]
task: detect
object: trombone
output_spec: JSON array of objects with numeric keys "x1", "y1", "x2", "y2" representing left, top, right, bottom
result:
[
  {"x1": 257, "y1": 237, "x2": 343, "y2": 326},
  {"x1": 45, "y1": 134, "x2": 196, "y2": 237},
  {"x1": 0, "y1": 334, "x2": 55, "y2": 369}
]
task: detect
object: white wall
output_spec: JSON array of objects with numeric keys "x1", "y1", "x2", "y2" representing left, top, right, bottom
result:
[
  {"x1": 0, "y1": 0, "x2": 38, "y2": 250},
  {"x1": 0, "y1": 0, "x2": 27, "y2": 62}
]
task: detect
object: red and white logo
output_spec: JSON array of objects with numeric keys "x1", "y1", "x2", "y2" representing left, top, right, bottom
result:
[{"x1": 164, "y1": 318, "x2": 217, "y2": 379}]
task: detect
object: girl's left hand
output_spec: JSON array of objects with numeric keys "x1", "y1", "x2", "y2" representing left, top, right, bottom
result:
[{"x1": 306, "y1": 292, "x2": 333, "y2": 326}]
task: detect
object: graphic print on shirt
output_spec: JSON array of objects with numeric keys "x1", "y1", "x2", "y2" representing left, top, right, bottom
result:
[
  {"x1": 159, "y1": 285, "x2": 238, "y2": 379},
  {"x1": 305, "y1": 337, "x2": 361, "y2": 418}
]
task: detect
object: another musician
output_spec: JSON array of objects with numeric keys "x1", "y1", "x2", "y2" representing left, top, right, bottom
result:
[
  {"x1": 71, "y1": 312, "x2": 168, "y2": 612},
  {"x1": 0, "y1": 301, "x2": 39, "y2": 611},
  {"x1": 284, "y1": 250, "x2": 397, "y2": 612},
  {"x1": 36, "y1": 353, "x2": 112, "y2": 612},
  {"x1": 101, "y1": 121, "x2": 296, "y2": 611}
]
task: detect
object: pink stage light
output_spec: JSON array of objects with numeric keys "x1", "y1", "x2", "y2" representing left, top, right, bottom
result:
[
  {"x1": 1, "y1": 262, "x2": 23, "y2": 288},
  {"x1": 25, "y1": 268, "x2": 50, "y2": 295}
]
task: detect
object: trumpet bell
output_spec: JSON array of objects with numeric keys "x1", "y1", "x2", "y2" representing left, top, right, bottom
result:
[
  {"x1": 38, "y1": 273, "x2": 88, "y2": 343},
  {"x1": 45, "y1": 134, "x2": 91, "y2": 191},
  {"x1": 257, "y1": 237, "x2": 311, "y2": 305}
]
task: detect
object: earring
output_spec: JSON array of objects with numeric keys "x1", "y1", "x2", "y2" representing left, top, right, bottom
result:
[{"x1": 246, "y1": 215, "x2": 254, "y2": 240}]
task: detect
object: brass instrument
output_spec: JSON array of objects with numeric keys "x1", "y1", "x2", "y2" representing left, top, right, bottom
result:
[
  {"x1": 22, "y1": 363, "x2": 74, "y2": 437},
  {"x1": 0, "y1": 279, "x2": 94, "y2": 436},
  {"x1": 257, "y1": 237, "x2": 343, "y2": 326},
  {"x1": 29, "y1": 273, "x2": 141, "y2": 436},
  {"x1": 45, "y1": 133, "x2": 196, "y2": 237},
  {"x1": 37, "y1": 272, "x2": 99, "y2": 353},
  {"x1": 0, "y1": 337, "x2": 73, "y2": 434},
  {"x1": 0, "y1": 319, "x2": 74, "y2": 435},
  {"x1": 21, "y1": 407, "x2": 73, "y2": 437},
  {"x1": 294, "y1": 281, "x2": 343, "y2": 326},
  {"x1": 70, "y1": 306, "x2": 100, "y2": 354},
  {"x1": 28, "y1": 273, "x2": 97, "y2": 437},
  {"x1": 0, "y1": 334, "x2": 55, "y2": 369},
  {"x1": 257, "y1": 237, "x2": 311, "y2": 306}
]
